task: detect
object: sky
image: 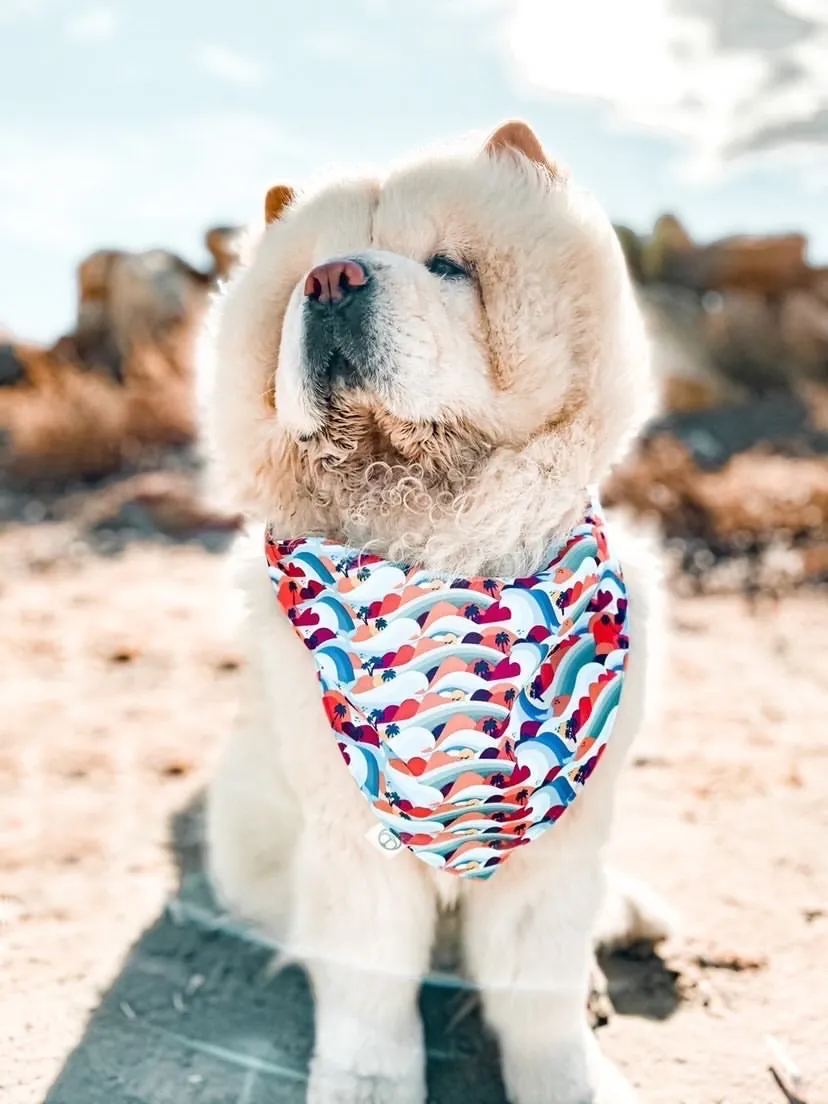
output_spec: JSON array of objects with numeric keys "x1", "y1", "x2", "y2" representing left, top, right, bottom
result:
[{"x1": 1, "y1": 0, "x2": 827, "y2": 341}]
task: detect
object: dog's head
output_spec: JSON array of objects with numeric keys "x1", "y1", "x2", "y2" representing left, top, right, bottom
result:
[{"x1": 203, "y1": 121, "x2": 652, "y2": 573}]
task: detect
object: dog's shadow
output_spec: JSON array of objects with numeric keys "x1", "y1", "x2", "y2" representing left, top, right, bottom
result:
[{"x1": 44, "y1": 793, "x2": 680, "y2": 1104}]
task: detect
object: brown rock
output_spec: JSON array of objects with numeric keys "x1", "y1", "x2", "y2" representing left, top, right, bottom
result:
[
  {"x1": 0, "y1": 338, "x2": 198, "y2": 479},
  {"x1": 701, "y1": 292, "x2": 788, "y2": 390},
  {"x1": 205, "y1": 227, "x2": 243, "y2": 281},
  {"x1": 798, "y1": 382, "x2": 828, "y2": 431},
  {"x1": 606, "y1": 438, "x2": 828, "y2": 546},
  {"x1": 696, "y1": 453, "x2": 828, "y2": 539},
  {"x1": 0, "y1": 245, "x2": 210, "y2": 478},
  {"x1": 80, "y1": 249, "x2": 209, "y2": 352},
  {"x1": 662, "y1": 234, "x2": 810, "y2": 296},
  {"x1": 779, "y1": 290, "x2": 828, "y2": 375},
  {"x1": 78, "y1": 472, "x2": 242, "y2": 537},
  {"x1": 799, "y1": 542, "x2": 828, "y2": 581},
  {"x1": 0, "y1": 341, "x2": 34, "y2": 388},
  {"x1": 639, "y1": 285, "x2": 741, "y2": 413},
  {"x1": 640, "y1": 214, "x2": 694, "y2": 283},
  {"x1": 809, "y1": 267, "x2": 828, "y2": 303}
]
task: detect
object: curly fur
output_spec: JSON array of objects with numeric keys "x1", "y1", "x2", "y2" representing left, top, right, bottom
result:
[{"x1": 200, "y1": 121, "x2": 668, "y2": 1104}]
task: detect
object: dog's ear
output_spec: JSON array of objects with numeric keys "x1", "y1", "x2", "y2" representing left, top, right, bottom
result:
[
  {"x1": 484, "y1": 120, "x2": 562, "y2": 177},
  {"x1": 264, "y1": 184, "x2": 296, "y2": 225}
]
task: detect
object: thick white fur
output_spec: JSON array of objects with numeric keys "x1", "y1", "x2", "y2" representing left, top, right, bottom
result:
[{"x1": 201, "y1": 128, "x2": 670, "y2": 1104}]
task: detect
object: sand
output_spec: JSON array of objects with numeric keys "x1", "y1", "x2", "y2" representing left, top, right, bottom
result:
[{"x1": 2, "y1": 524, "x2": 827, "y2": 1104}]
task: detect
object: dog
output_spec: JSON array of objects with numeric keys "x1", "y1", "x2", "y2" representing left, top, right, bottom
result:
[{"x1": 201, "y1": 120, "x2": 672, "y2": 1104}]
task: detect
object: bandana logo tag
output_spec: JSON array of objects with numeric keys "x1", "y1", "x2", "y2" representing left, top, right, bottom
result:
[{"x1": 365, "y1": 823, "x2": 404, "y2": 858}]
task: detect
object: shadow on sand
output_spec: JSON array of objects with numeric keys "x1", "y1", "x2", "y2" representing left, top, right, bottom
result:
[{"x1": 45, "y1": 794, "x2": 680, "y2": 1104}]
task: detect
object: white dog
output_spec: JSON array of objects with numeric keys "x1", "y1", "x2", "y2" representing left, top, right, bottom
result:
[{"x1": 201, "y1": 121, "x2": 671, "y2": 1104}]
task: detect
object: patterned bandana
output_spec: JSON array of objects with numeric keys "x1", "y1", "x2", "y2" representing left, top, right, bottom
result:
[{"x1": 265, "y1": 505, "x2": 629, "y2": 879}]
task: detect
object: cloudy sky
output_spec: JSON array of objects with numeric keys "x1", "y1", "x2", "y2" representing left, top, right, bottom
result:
[{"x1": 1, "y1": 0, "x2": 827, "y2": 340}]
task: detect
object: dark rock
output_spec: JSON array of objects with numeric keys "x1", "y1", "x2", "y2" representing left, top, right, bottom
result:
[{"x1": 0, "y1": 343, "x2": 27, "y2": 387}]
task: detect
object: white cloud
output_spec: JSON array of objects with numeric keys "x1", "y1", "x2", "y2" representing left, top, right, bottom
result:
[
  {"x1": 65, "y1": 6, "x2": 118, "y2": 41},
  {"x1": 506, "y1": 0, "x2": 828, "y2": 176},
  {"x1": 194, "y1": 43, "x2": 267, "y2": 86}
]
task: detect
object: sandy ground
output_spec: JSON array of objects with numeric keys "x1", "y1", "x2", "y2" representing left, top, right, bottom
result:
[{"x1": 2, "y1": 523, "x2": 827, "y2": 1104}]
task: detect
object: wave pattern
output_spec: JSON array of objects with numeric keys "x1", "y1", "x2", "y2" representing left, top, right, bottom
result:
[{"x1": 265, "y1": 507, "x2": 629, "y2": 879}]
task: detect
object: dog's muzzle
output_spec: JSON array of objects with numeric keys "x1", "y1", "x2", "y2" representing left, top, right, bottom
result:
[{"x1": 302, "y1": 257, "x2": 375, "y2": 391}]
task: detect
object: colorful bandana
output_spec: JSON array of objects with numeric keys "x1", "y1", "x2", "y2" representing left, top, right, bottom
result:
[{"x1": 265, "y1": 505, "x2": 629, "y2": 879}]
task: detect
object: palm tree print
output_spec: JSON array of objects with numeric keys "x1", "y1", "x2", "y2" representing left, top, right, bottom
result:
[{"x1": 265, "y1": 506, "x2": 628, "y2": 877}]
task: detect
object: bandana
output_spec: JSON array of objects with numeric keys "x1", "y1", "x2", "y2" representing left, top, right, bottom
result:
[{"x1": 265, "y1": 505, "x2": 629, "y2": 879}]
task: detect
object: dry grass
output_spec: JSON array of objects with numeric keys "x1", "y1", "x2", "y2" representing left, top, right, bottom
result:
[
  {"x1": 606, "y1": 436, "x2": 828, "y2": 546},
  {"x1": 0, "y1": 330, "x2": 197, "y2": 480}
]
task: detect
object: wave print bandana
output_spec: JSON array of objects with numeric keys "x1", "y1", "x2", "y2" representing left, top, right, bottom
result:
[{"x1": 265, "y1": 506, "x2": 629, "y2": 879}]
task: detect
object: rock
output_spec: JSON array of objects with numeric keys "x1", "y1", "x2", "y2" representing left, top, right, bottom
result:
[
  {"x1": 661, "y1": 234, "x2": 810, "y2": 296},
  {"x1": 640, "y1": 214, "x2": 694, "y2": 283},
  {"x1": 0, "y1": 343, "x2": 29, "y2": 387},
  {"x1": 798, "y1": 382, "x2": 828, "y2": 432},
  {"x1": 696, "y1": 453, "x2": 828, "y2": 541},
  {"x1": 52, "y1": 247, "x2": 210, "y2": 391},
  {"x1": 605, "y1": 436, "x2": 828, "y2": 548},
  {"x1": 0, "y1": 240, "x2": 214, "y2": 478},
  {"x1": 641, "y1": 280, "x2": 828, "y2": 407},
  {"x1": 72, "y1": 248, "x2": 211, "y2": 383},
  {"x1": 811, "y1": 267, "x2": 828, "y2": 303},
  {"x1": 639, "y1": 215, "x2": 811, "y2": 295},
  {"x1": 0, "y1": 339, "x2": 198, "y2": 480},
  {"x1": 205, "y1": 226, "x2": 243, "y2": 281},
  {"x1": 79, "y1": 472, "x2": 242, "y2": 540},
  {"x1": 798, "y1": 542, "x2": 828, "y2": 582},
  {"x1": 701, "y1": 291, "x2": 790, "y2": 391},
  {"x1": 779, "y1": 290, "x2": 828, "y2": 376},
  {"x1": 638, "y1": 285, "x2": 740, "y2": 413}
]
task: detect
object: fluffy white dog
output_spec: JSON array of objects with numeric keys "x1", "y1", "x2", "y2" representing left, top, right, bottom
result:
[{"x1": 201, "y1": 121, "x2": 671, "y2": 1104}]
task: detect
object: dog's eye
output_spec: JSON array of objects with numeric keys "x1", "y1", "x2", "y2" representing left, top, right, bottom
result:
[{"x1": 425, "y1": 254, "x2": 469, "y2": 280}]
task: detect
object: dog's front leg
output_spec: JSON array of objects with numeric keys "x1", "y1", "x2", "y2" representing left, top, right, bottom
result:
[
  {"x1": 290, "y1": 828, "x2": 437, "y2": 1104},
  {"x1": 463, "y1": 845, "x2": 636, "y2": 1104}
]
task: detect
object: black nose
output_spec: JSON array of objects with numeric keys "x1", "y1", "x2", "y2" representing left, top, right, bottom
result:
[
  {"x1": 302, "y1": 256, "x2": 374, "y2": 391},
  {"x1": 304, "y1": 259, "x2": 369, "y2": 306}
]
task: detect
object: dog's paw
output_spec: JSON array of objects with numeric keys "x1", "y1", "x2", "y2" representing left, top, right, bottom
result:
[
  {"x1": 306, "y1": 1065, "x2": 425, "y2": 1104},
  {"x1": 595, "y1": 870, "x2": 678, "y2": 952}
]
